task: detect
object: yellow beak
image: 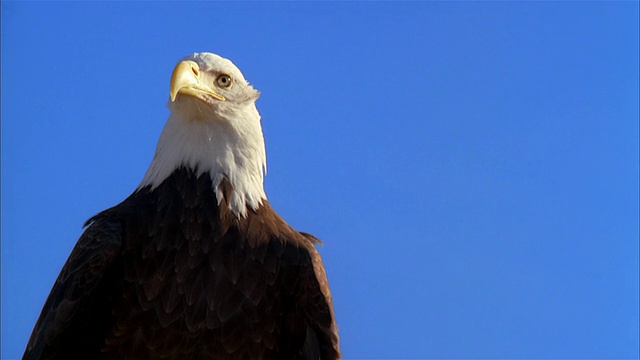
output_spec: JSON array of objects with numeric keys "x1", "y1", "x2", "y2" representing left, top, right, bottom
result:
[{"x1": 170, "y1": 60, "x2": 225, "y2": 102}]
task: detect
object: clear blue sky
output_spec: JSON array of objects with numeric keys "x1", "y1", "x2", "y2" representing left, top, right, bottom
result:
[{"x1": 2, "y1": 2, "x2": 638, "y2": 359}]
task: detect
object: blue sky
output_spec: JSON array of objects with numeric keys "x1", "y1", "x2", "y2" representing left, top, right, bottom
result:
[{"x1": 2, "y1": 2, "x2": 638, "y2": 359}]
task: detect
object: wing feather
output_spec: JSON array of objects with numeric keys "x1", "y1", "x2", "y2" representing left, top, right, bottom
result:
[
  {"x1": 23, "y1": 216, "x2": 123, "y2": 360},
  {"x1": 297, "y1": 234, "x2": 341, "y2": 360}
]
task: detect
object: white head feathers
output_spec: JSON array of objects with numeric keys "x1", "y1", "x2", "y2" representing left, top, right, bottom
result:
[{"x1": 138, "y1": 52, "x2": 267, "y2": 217}]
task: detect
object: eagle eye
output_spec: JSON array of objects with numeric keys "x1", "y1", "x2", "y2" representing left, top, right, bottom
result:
[{"x1": 216, "y1": 74, "x2": 232, "y2": 88}]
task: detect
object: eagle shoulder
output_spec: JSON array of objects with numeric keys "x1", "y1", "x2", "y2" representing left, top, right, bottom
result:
[{"x1": 23, "y1": 214, "x2": 124, "y2": 360}]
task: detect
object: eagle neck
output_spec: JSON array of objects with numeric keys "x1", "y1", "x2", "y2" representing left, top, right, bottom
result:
[{"x1": 138, "y1": 109, "x2": 267, "y2": 218}]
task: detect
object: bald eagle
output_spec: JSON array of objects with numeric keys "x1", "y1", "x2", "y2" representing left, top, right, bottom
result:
[{"x1": 23, "y1": 53, "x2": 340, "y2": 360}]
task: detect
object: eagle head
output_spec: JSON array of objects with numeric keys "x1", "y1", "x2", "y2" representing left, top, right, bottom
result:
[{"x1": 169, "y1": 52, "x2": 261, "y2": 122}]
